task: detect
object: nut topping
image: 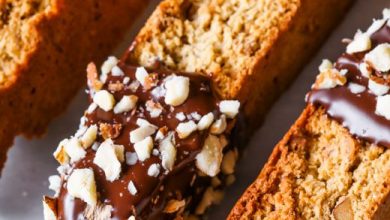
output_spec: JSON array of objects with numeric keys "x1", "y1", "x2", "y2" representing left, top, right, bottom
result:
[
  {"x1": 67, "y1": 168, "x2": 97, "y2": 206},
  {"x1": 164, "y1": 75, "x2": 190, "y2": 106},
  {"x1": 93, "y1": 90, "x2": 115, "y2": 112},
  {"x1": 93, "y1": 139, "x2": 124, "y2": 181},
  {"x1": 364, "y1": 43, "x2": 390, "y2": 72}
]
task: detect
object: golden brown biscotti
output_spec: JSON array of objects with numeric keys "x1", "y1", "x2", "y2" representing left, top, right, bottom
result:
[
  {"x1": 0, "y1": 0, "x2": 148, "y2": 171},
  {"x1": 128, "y1": 0, "x2": 353, "y2": 132},
  {"x1": 229, "y1": 9, "x2": 390, "y2": 220}
]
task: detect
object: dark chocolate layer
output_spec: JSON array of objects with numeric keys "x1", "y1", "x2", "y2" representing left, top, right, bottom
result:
[
  {"x1": 56, "y1": 61, "x2": 233, "y2": 219},
  {"x1": 307, "y1": 23, "x2": 390, "y2": 148}
]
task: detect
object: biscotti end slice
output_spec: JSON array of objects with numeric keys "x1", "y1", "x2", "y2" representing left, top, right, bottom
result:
[
  {"x1": 129, "y1": 0, "x2": 353, "y2": 131},
  {"x1": 0, "y1": 0, "x2": 148, "y2": 171},
  {"x1": 229, "y1": 9, "x2": 390, "y2": 220}
]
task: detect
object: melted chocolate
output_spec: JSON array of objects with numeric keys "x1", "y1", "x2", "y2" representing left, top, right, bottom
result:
[
  {"x1": 307, "y1": 23, "x2": 390, "y2": 148},
  {"x1": 56, "y1": 61, "x2": 232, "y2": 219}
]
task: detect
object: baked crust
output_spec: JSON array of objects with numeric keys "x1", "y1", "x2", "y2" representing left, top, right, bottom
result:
[{"x1": 0, "y1": 0, "x2": 147, "y2": 171}]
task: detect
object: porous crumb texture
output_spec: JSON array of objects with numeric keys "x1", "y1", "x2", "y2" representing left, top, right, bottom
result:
[
  {"x1": 0, "y1": 0, "x2": 147, "y2": 171},
  {"x1": 129, "y1": 0, "x2": 352, "y2": 131},
  {"x1": 229, "y1": 105, "x2": 390, "y2": 220}
]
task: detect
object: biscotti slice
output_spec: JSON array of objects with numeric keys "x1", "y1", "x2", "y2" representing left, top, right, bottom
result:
[
  {"x1": 128, "y1": 0, "x2": 352, "y2": 132},
  {"x1": 0, "y1": 0, "x2": 148, "y2": 171},
  {"x1": 44, "y1": 57, "x2": 242, "y2": 219},
  {"x1": 229, "y1": 9, "x2": 390, "y2": 220}
]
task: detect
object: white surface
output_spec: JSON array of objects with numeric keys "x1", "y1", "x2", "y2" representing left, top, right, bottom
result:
[{"x1": 0, "y1": 1, "x2": 389, "y2": 219}]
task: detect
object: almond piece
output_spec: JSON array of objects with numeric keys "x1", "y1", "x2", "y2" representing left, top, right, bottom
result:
[
  {"x1": 359, "y1": 62, "x2": 372, "y2": 78},
  {"x1": 219, "y1": 100, "x2": 240, "y2": 118},
  {"x1": 93, "y1": 90, "x2": 116, "y2": 112},
  {"x1": 147, "y1": 163, "x2": 161, "y2": 177},
  {"x1": 114, "y1": 95, "x2": 138, "y2": 114},
  {"x1": 376, "y1": 94, "x2": 390, "y2": 120},
  {"x1": 67, "y1": 168, "x2": 97, "y2": 206},
  {"x1": 346, "y1": 34, "x2": 371, "y2": 54},
  {"x1": 164, "y1": 75, "x2": 190, "y2": 106},
  {"x1": 313, "y1": 69, "x2": 347, "y2": 89},
  {"x1": 159, "y1": 133, "x2": 176, "y2": 171},
  {"x1": 365, "y1": 43, "x2": 390, "y2": 72},
  {"x1": 53, "y1": 139, "x2": 70, "y2": 165},
  {"x1": 93, "y1": 139, "x2": 124, "y2": 181},
  {"x1": 145, "y1": 100, "x2": 163, "y2": 118},
  {"x1": 368, "y1": 79, "x2": 389, "y2": 96},
  {"x1": 318, "y1": 59, "x2": 333, "y2": 72},
  {"x1": 176, "y1": 120, "x2": 197, "y2": 139},
  {"x1": 197, "y1": 112, "x2": 214, "y2": 130},
  {"x1": 133, "y1": 136, "x2": 154, "y2": 161},
  {"x1": 130, "y1": 125, "x2": 157, "y2": 144},
  {"x1": 111, "y1": 66, "x2": 124, "y2": 76},
  {"x1": 135, "y1": 67, "x2": 149, "y2": 86},
  {"x1": 48, "y1": 175, "x2": 61, "y2": 195},
  {"x1": 348, "y1": 83, "x2": 366, "y2": 94},
  {"x1": 195, "y1": 135, "x2": 223, "y2": 177},
  {"x1": 64, "y1": 137, "x2": 86, "y2": 163},
  {"x1": 80, "y1": 125, "x2": 98, "y2": 148},
  {"x1": 365, "y1": 19, "x2": 386, "y2": 36}
]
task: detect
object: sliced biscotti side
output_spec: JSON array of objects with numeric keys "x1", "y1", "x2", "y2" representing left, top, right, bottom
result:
[
  {"x1": 0, "y1": 0, "x2": 148, "y2": 171},
  {"x1": 129, "y1": 0, "x2": 353, "y2": 131},
  {"x1": 229, "y1": 106, "x2": 390, "y2": 219},
  {"x1": 229, "y1": 9, "x2": 390, "y2": 220}
]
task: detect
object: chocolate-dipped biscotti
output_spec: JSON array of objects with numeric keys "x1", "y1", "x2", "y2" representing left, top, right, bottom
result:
[
  {"x1": 43, "y1": 0, "x2": 353, "y2": 219},
  {"x1": 229, "y1": 9, "x2": 390, "y2": 220},
  {"x1": 0, "y1": 0, "x2": 147, "y2": 172}
]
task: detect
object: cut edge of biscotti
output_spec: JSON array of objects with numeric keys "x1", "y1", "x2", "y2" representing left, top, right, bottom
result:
[
  {"x1": 229, "y1": 9, "x2": 390, "y2": 220},
  {"x1": 0, "y1": 0, "x2": 54, "y2": 87},
  {"x1": 230, "y1": 105, "x2": 390, "y2": 219}
]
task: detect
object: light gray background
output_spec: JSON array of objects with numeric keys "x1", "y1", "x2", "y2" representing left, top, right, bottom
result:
[{"x1": 1, "y1": 1, "x2": 389, "y2": 219}]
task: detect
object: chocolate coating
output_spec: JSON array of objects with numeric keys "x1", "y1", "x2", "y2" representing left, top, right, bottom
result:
[
  {"x1": 56, "y1": 61, "x2": 232, "y2": 219},
  {"x1": 307, "y1": 23, "x2": 390, "y2": 148}
]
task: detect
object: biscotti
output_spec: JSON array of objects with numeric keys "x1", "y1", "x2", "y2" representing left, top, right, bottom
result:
[
  {"x1": 0, "y1": 0, "x2": 147, "y2": 171},
  {"x1": 44, "y1": 57, "x2": 241, "y2": 219},
  {"x1": 43, "y1": 0, "x2": 353, "y2": 219},
  {"x1": 128, "y1": 0, "x2": 352, "y2": 133},
  {"x1": 229, "y1": 9, "x2": 390, "y2": 220}
]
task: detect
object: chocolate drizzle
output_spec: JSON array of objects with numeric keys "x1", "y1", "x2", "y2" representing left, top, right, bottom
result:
[
  {"x1": 307, "y1": 23, "x2": 390, "y2": 148},
  {"x1": 56, "y1": 59, "x2": 234, "y2": 219}
]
